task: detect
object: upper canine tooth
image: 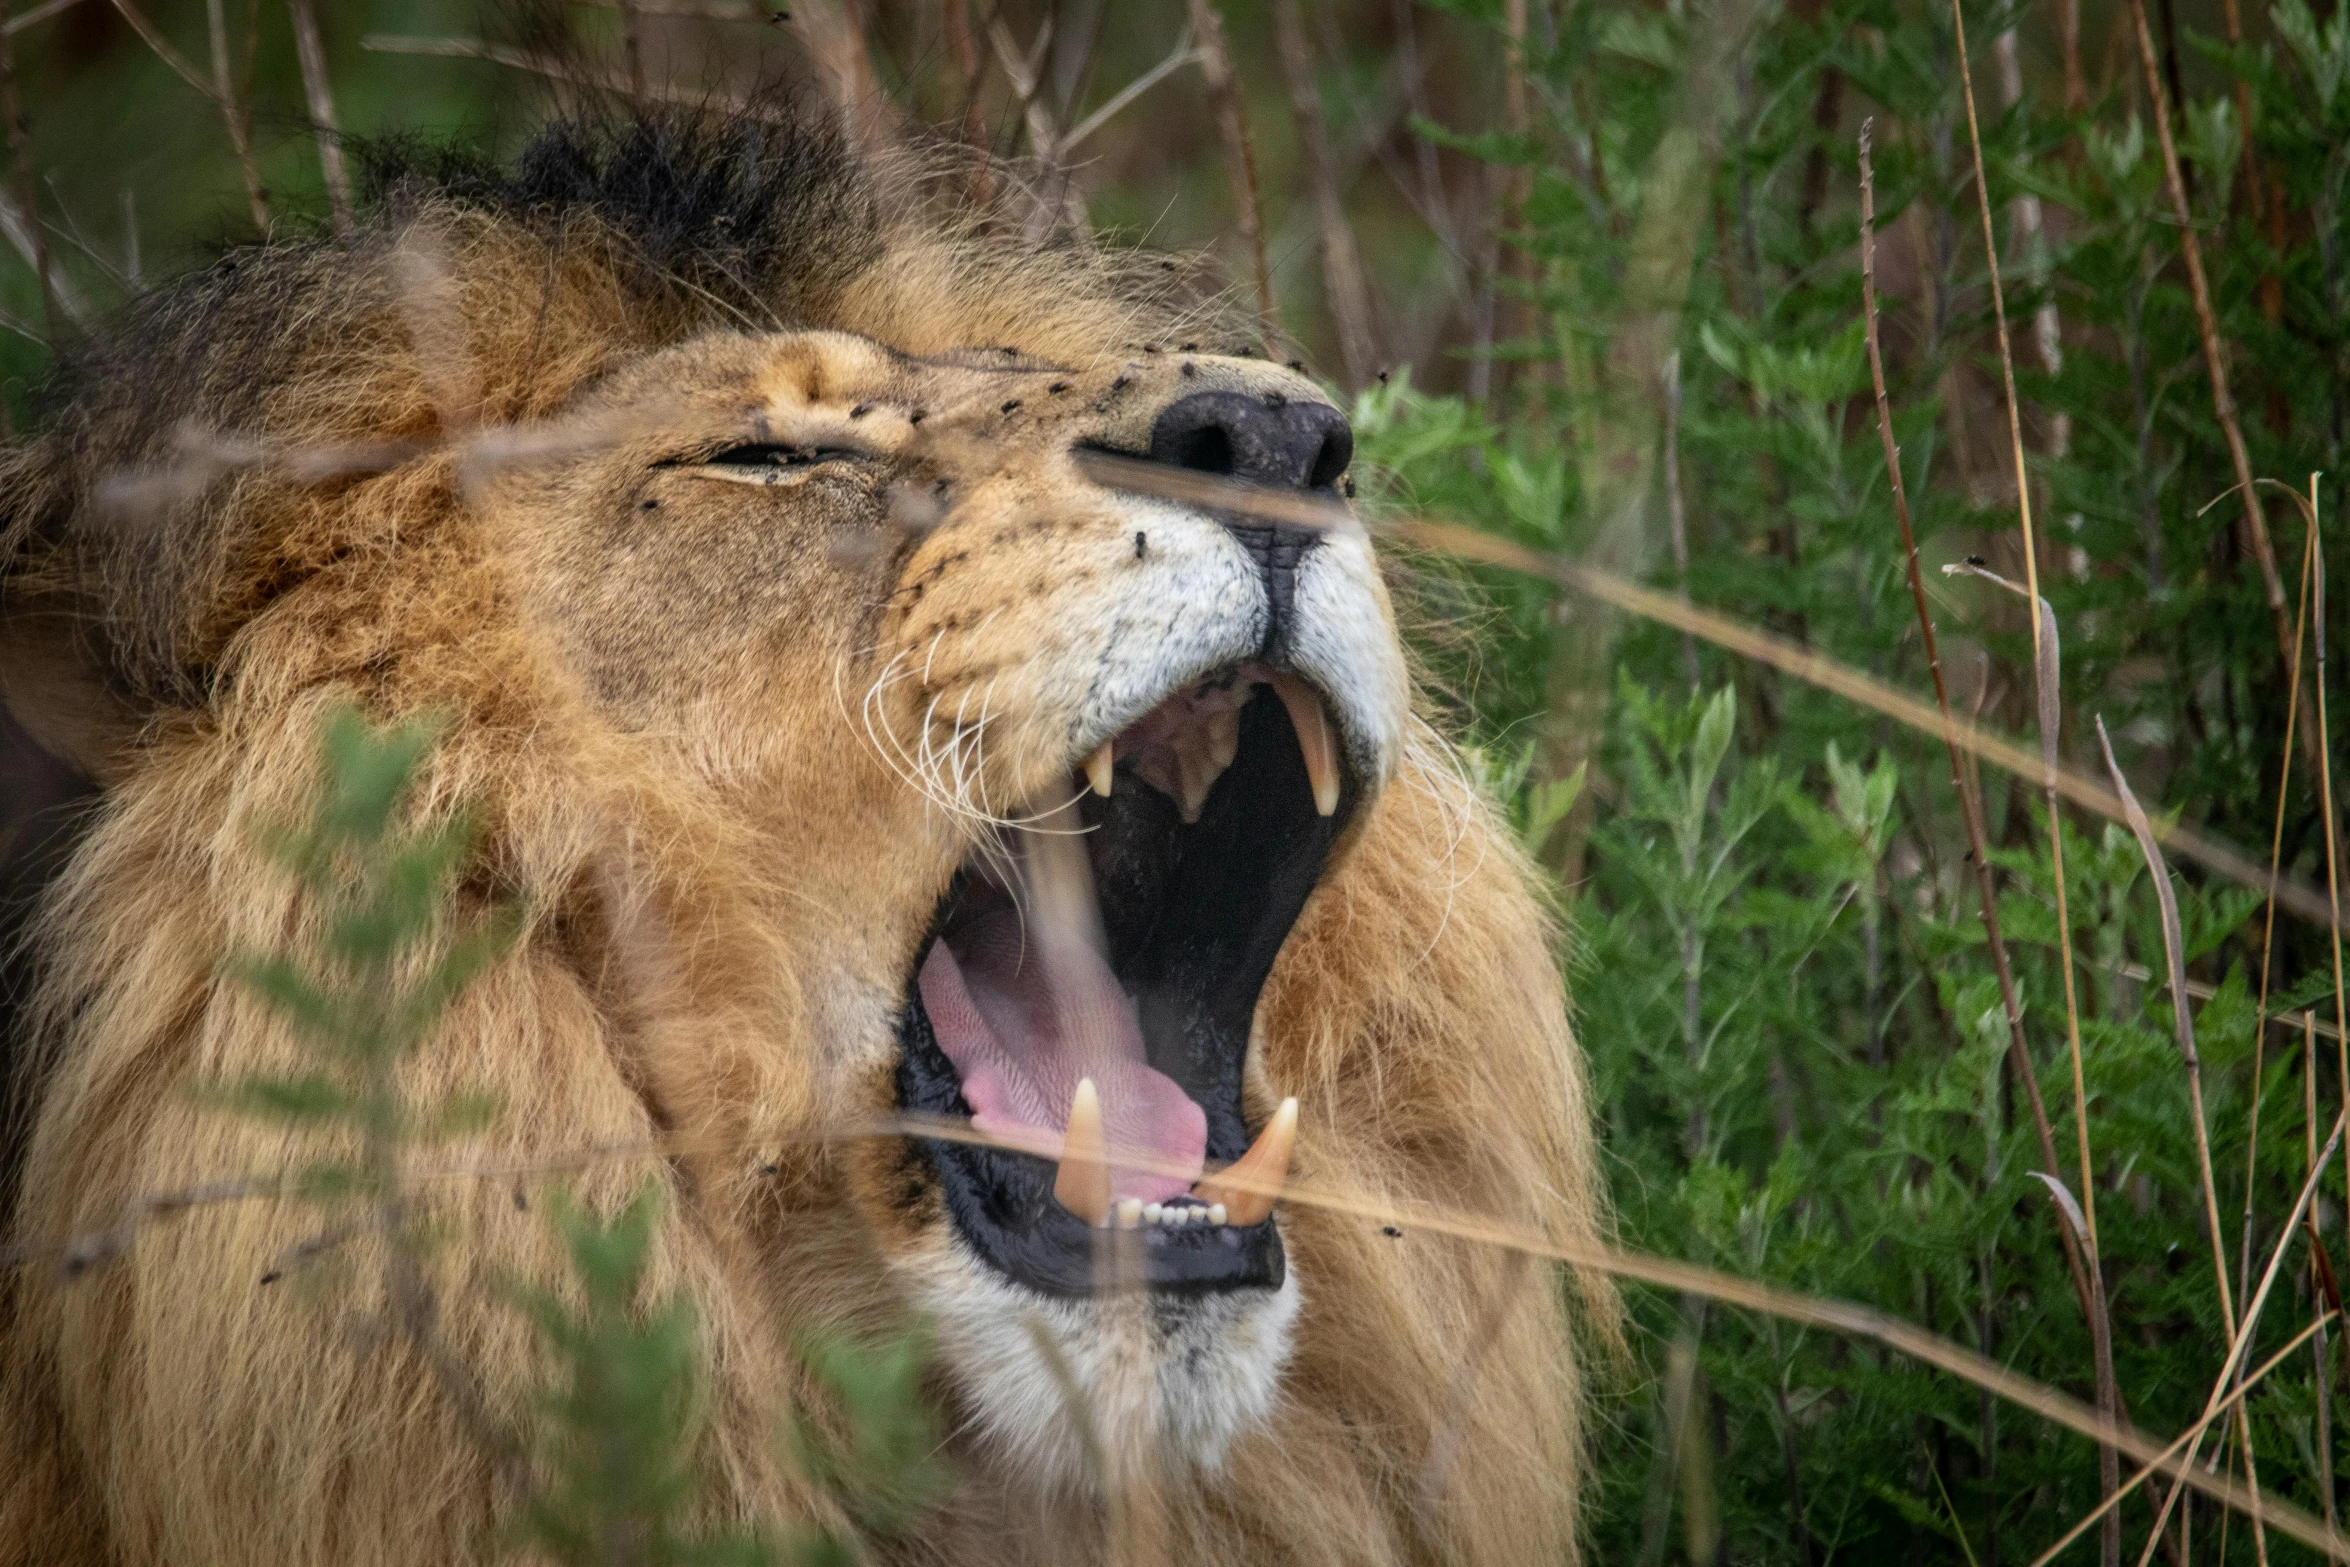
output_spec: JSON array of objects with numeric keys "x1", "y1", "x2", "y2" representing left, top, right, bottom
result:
[
  {"x1": 1267, "y1": 674, "x2": 1341, "y2": 818},
  {"x1": 1084, "y1": 740, "x2": 1116, "y2": 798},
  {"x1": 1192, "y1": 1096, "x2": 1298, "y2": 1227},
  {"x1": 1054, "y1": 1078, "x2": 1112, "y2": 1225}
]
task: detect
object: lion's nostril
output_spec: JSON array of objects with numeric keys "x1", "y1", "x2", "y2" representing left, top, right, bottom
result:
[
  {"x1": 1175, "y1": 425, "x2": 1236, "y2": 477},
  {"x1": 1147, "y1": 389, "x2": 1353, "y2": 493},
  {"x1": 1306, "y1": 428, "x2": 1353, "y2": 491}
]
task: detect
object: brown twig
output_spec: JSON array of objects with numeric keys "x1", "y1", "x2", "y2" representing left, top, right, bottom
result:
[
  {"x1": 192, "y1": 0, "x2": 269, "y2": 232},
  {"x1": 2, "y1": 0, "x2": 87, "y2": 34},
  {"x1": 2027, "y1": 1312, "x2": 2336, "y2": 1566},
  {"x1": 21, "y1": 1103, "x2": 2350, "y2": 1557},
  {"x1": 1860, "y1": 125, "x2": 2117, "y2": 1552},
  {"x1": 1950, "y1": 0, "x2": 2101, "y2": 1267},
  {"x1": 2098, "y1": 714, "x2": 2269, "y2": 1562},
  {"x1": 1273, "y1": 0, "x2": 1377, "y2": 386},
  {"x1": 2125, "y1": 0, "x2": 2307, "y2": 763},
  {"x1": 0, "y1": 0, "x2": 61, "y2": 353},
  {"x1": 285, "y1": 0, "x2": 352, "y2": 237},
  {"x1": 361, "y1": 34, "x2": 779, "y2": 118},
  {"x1": 1185, "y1": 0, "x2": 1280, "y2": 354},
  {"x1": 615, "y1": 0, "x2": 645, "y2": 98},
  {"x1": 1497, "y1": 0, "x2": 1535, "y2": 393},
  {"x1": 2315, "y1": 1015, "x2": 2340, "y2": 1534}
]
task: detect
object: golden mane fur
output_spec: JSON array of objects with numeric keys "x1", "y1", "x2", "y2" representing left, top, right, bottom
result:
[{"x1": 0, "y1": 110, "x2": 1617, "y2": 1565}]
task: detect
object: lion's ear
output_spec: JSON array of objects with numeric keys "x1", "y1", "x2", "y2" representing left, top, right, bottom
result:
[{"x1": 0, "y1": 602, "x2": 139, "y2": 786}]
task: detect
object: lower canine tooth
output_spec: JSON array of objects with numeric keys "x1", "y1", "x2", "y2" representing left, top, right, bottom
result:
[
  {"x1": 1084, "y1": 740, "x2": 1115, "y2": 798},
  {"x1": 1267, "y1": 674, "x2": 1341, "y2": 817},
  {"x1": 1205, "y1": 705, "x2": 1240, "y2": 771},
  {"x1": 1053, "y1": 1078, "x2": 1112, "y2": 1225},
  {"x1": 1206, "y1": 1203, "x2": 1227, "y2": 1225},
  {"x1": 1192, "y1": 1097, "x2": 1298, "y2": 1227},
  {"x1": 1115, "y1": 1197, "x2": 1143, "y2": 1230}
]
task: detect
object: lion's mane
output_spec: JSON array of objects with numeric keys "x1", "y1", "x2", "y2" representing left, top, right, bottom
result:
[{"x1": 0, "y1": 108, "x2": 1617, "y2": 1566}]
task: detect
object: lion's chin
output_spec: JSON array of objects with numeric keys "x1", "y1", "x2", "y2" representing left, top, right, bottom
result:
[{"x1": 906, "y1": 1233, "x2": 1303, "y2": 1492}]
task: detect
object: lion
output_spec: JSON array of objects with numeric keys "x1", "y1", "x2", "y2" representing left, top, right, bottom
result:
[{"x1": 0, "y1": 109, "x2": 1616, "y2": 1565}]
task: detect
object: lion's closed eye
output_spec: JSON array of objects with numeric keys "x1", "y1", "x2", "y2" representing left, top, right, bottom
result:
[{"x1": 673, "y1": 442, "x2": 873, "y2": 488}]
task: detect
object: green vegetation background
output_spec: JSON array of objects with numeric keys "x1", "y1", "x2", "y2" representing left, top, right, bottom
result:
[{"x1": 10, "y1": 0, "x2": 2350, "y2": 1559}]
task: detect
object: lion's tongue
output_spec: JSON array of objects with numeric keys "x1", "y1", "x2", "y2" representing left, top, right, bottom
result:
[{"x1": 919, "y1": 910, "x2": 1205, "y2": 1206}]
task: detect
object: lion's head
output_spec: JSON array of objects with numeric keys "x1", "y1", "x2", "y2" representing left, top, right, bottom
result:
[{"x1": 1, "y1": 113, "x2": 1612, "y2": 1565}]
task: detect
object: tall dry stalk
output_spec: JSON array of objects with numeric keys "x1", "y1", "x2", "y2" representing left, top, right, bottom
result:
[
  {"x1": 1272, "y1": 0, "x2": 1377, "y2": 385},
  {"x1": 1947, "y1": 0, "x2": 2120, "y2": 1393},
  {"x1": 2099, "y1": 716, "x2": 2267, "y2": 1563},
  {"x1": 286, "y1": 0, "x2": 352, "y2": 237},
  {"x1": 0, "y1": 0, "x2": 59, "y2": 357},
  {"x1": 2123, "y1": 0, "x2": 2309, "y2": 761},
  {"x1": 1076, "y1": 449, "x2": 2350, "y2": 930},
  {"x1": 1861, "y1": 125, "x2": 2119, "y2": 1556},
  {"x1": 1184, "y1": 0, "x2": 1281, "y2": 354}
]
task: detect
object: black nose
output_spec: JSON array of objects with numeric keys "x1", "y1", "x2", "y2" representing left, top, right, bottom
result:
[{"x1": 1147, "y1": 390, "x2": 1353, "y2": 492}]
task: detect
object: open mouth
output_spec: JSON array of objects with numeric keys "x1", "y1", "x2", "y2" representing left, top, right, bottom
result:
[{"x1": 894, "y1": 663, "x2": 1356, "y2": 1297}]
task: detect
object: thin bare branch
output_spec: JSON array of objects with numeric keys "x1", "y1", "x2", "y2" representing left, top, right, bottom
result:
[
  {"x1": 1274, "y1": 0, "x2": 1378, "y2": 386},
  {"x1": 189, "y1": 0, "x2": 268, "y2": 231},
  {"x1": 1060, "y1": 30, "x2": 1197, "y2": 154},
  {"x1": 2127, "y1": 1102, "x2": 2348, "y2": 1563},
  {"x1": 2125, "y1": 0, "x2": 2307, "y2": 758},
  {"x1": 2027, "y1": 1313, "x2": 2335, "y2": 1566},
  {"x1": 2099, "y1": 713, "x2": 2269, "y2": 1558},
  {"x1": 1071, "y1": 448, "x2": 2350, "y2": 934},
  {"x1": 15, "y1": 1101, "x2": 2350, "y2": 1560},
  {"x1": 2, "y1": 0, "x2": 86, "y2": 34},
  {"x1": 285, "y1": 0, "x2": 352, "y2": 237},
  {"x1": 0, "y1": 0, "x2": 65, "y2": 351},
  {"x1": 1184, "y1": 0, "x2": 1280, "y2": 353},
  {"x1": 1863, "y1": 128, "x2": 2117, "y2": 1542}
]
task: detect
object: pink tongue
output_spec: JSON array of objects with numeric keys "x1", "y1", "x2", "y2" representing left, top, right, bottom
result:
[{"x1": 919, "y1": 910, "x2": 1205, "y2": 1205}]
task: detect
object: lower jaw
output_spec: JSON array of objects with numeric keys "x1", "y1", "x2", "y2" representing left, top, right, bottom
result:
[
  {"x1": 893, "y1": 980, "x2": 1287, "y2": 1299},
  {"x1": 910, "y1": 1242, "x2": 1303, "y2": 1490}
]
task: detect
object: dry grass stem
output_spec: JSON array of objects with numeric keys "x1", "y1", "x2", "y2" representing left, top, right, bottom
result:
[
  {"x1": 1184, "y1": 0, "x2": 1281, "y2": 353},
  {"x1": 1949, "y1": 16, "x2": 2115, "y2": 1486},
  {"x1": 197, "y1": 0, "x2": 269, "y2": 231},
  {"x1": 17, "y1": 1104, "x2": 2350, "y2": 1555},
  {"x1": 1400, "y1": 518, "x2": 2349, "y2": 932},
  {"x1": 285, "y1": 0, "x2": 352, "y2": 236},
  {"x1": 360, "y1": 33, "x2": 776, "y2": 118},
  {"x1": 1861, "y1": 126, "x2": 2116, "y2": 1521},
  {"x1": 0, "y1": 0, "x2": 60, "y2": 355},
  {"x1": 2097, "y1": 714, "x2": 2268, "y2": 1558},
  {"x1": 2025, "y1": 1312, "x2": 2335, "y2": 1566},
  {"x1": 2124, "y1": 0, "x2": 2304, "y2": 743},
  {"x1": 2308, "y1": 481, "x2": 2350, "y2": 1176},
  {"x1": 2127, "y1": 1104, "x2": 2348, "y2": 1562},
  {"x1": 2, "y1": 0, "x2": 86, "y2": 34},
  {"x1": 1073, "y1": 450, "x2": 2350, "y2": 934},
  {"x1": 1274, "y1": 0, "x2": 1378, "y2": 385}
]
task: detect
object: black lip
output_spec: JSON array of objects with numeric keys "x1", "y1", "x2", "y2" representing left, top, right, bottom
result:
[{"x1": 893, "y1": 689, "x2": 1355, "y2": 1298}]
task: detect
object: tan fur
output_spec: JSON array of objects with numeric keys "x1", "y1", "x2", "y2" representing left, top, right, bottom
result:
[{"x1": 0, "y1": 115, "x2": 1616, "y2": 1565}]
